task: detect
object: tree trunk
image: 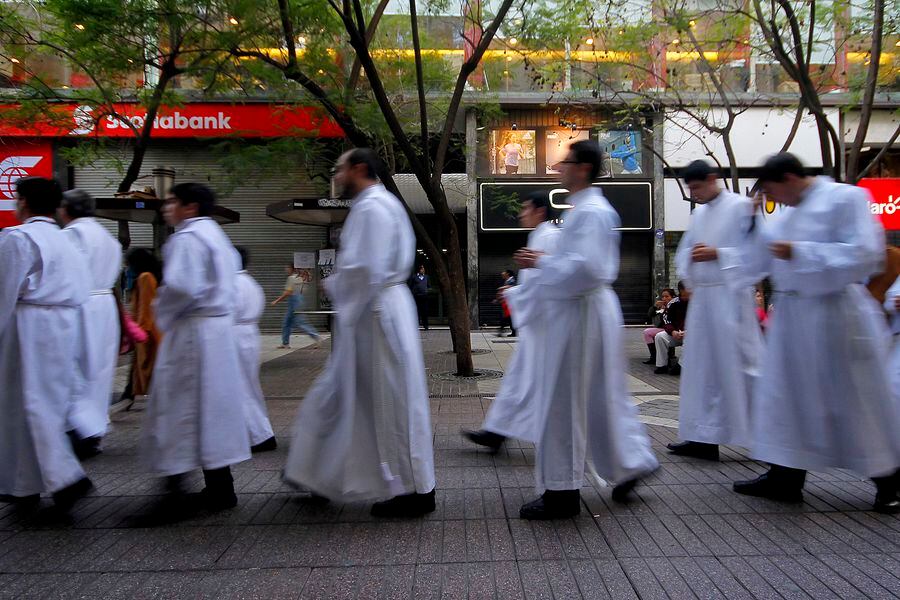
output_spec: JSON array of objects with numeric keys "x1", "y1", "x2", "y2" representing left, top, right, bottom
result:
[{"x1": 443, "y1": 224, "x2": 473, "y2": 375}]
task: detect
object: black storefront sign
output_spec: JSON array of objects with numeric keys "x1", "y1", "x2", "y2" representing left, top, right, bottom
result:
[{"x1": 479, "y1": 181, "x2": 652, "y2": 232}]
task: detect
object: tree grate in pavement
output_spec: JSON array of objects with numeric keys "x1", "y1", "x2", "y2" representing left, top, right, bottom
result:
[{"x1": 431, "y1": 369, "x2": 504, "y2": 381}]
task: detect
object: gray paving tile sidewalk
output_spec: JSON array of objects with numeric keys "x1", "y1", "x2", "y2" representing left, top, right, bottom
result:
[{"x1": 1, "y1": 329, "x2": 898, "y2": 599}]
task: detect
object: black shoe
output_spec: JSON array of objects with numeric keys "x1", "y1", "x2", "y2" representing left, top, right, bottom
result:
[
  {"x1": 199, "y1": 487, "x2": 238, "y2": 512},
  {"x1": 371, "y1": 489, "x2": 436, "y2": 517},
  {"x1": 611, "y1": 478, "x2": 639, "y2": 503},
  {"x1": 643, "y1": 344, "x2": 656, "y2": 364},
  {"x1": 73, "y1": 436, "x2": 103, "y2": 461},
  {"x1": 872, "y1": 470, "x2": 900, "y2": 514},
  {"x1": 52, "y1": 477, "x2": 93, "y2": 512},
  {"x1": 873, "y1": 494, "x2": 900, "y2": 514},
  {"x1": 733, "y1": 470, "x2": 804, "y2": 503},
  {"x1": 519, "y1": 490, "x2": 581, "y2": 520},
  {"x1": 303, "y1": 493, "x2": 331, "y2": 506},
  {"x1": 667, "y1": 441, "x2": 719, "y2": 461},
  {"x1": 668, "y1": 363, "x2": 682, "y2": 376},
  {"x1": 653, "y1": 366, "x2": 669, "y2": 374},
  {"x1": 251, "y1": 436, "x2": 278, "y2": 453},
  {"x1": 462, "y1": 429, "x2": 506, "y2": 452},
  {"x1": 0, "y1": 493, "x2": 40, "y2": 508}
]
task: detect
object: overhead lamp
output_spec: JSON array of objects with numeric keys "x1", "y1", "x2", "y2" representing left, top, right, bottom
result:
[
  {"x1": 506, "y1": 55, "x2": 512, "y2": 62},
  {"x1": 671, "y1": 38, "x2": 680, "y2": 45},
  {"x1": 509, "y1": 37, "x2": 518, "y2": 46},
  {"x1": 503, "y1": 70, "x2": 509, "y2": 75},
  {"x1": 61, "y1": 85, "x2": 69, "y2": 89},
  {"x1": 689, "y1": 20, "x2": 696, "y2": 27},
  {"x1": 618, "y1": 29, "x2": 625, "y2": 35},
  {"x1": 10, "y1": 57, "x2": 20, "y2": 64},
  {"x1": 228, "y1": 16, "x2": 239, "y2": 25},
  {"x1": 586, "y1": 37, "x2": 594, "y2": 45},
  {"x1": 74, "y1": 23, "x2": 85, "y2": 30},
  {"x1": 317, "y1": 69, "x2": 325, "y2": 75},
  {"x1": 896, "y1": 40, "x2": 900, "y2": 47},
  {"x1": 126, "y1": 58, "x2": 134, "y2": 64}
]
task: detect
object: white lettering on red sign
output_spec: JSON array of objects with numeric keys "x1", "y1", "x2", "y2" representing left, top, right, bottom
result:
[{"x1": 102, "y1": 111, "x2": 232, "y2": 132}]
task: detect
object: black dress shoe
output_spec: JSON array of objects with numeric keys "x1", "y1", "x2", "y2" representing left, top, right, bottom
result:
[
  {"x1": 251, "y1": 436, "x2": 278, "y2": 453},
  {"x1": 462, "y1": 429, "x2": 506, "y2": 451},
  {"x1": 642, "y1": 357, "x2": 655, "y2": 365},
  {"x1": 371, "y1": 489, "x2": 436, "y2": 517},
  {"x1": 667, "y1": 441, "x2": 720, "y2": 461},
  {"x1": 200, "y1": 487, "x2": 238, "y2": 512},
  {"x1": 519, "y1": 490, "x2": 581, "y2": 520},
  {"x1": 0, "y1": 493, "x2": 40, "y2": 508},
  {"x1": 653, "y1": 366, "x2": 669, "y2": 374},
  {"x1": 733, "y1": 471, "x2": 804, "y2": 503},
  {"x1": 74, "y1": 436, "x2": 103, "y2": 461},
  {"x1": 668, "y1": 364, "x2": 682, "y2": 376},
  {"x1": 873, "y1": 495, "x2": 900, "y2": 514},
  {"x1": 52, "y1": 477, "x2": 93, "y2": 512},
  {"x1": 611, "y1": 478, "x2": 638, "y2": 503}
]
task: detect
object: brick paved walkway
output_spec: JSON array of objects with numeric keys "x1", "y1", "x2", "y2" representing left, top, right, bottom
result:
[{"x1": 1, "y1": 329, "x2": 899, "y2": 599}]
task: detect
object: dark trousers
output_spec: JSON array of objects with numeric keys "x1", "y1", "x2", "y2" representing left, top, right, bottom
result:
[
  {"x1": 414, "y1": 295, "x2": 429, "y2": 330},
  {"x1": 500, "y1": 314, "x2": 516, "y2": 336}
]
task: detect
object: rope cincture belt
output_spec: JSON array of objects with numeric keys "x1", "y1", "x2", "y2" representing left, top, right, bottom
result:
[{"x1": 90, "y1": 290, "x2": 114, "y2": 296}]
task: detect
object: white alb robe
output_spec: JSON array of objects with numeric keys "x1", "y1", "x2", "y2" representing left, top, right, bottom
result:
[
  {"x1": 64, "y1": 217, "x2": 123, "y2": 440},
  {"x1": 284, "y1": 184, "x2": 435, "y2": 501},
  {"x1": 140, "y1": 217, "x2": 251, "y2": 476},
  {"x1": 234, "y1": 270, "x2": 275, "y2": 446},
  {"x1": 531, "y1": 188, "x2": 659, "y2": 492},
  {"x1": 883, "y1": 276, "x2": 900, "y2": 402},
  {"x1": 674, "y1": 190, "x2": 762, "y2": 447},
  {"x1": 482, "y1": 221, "x2": 560, "y2": 441},
  {"x1": 0, "y1": 217, "x2": 90, "y2": 495},
  {"x1": 748, "y1": 177, "x2": 900, "y2": 477}
]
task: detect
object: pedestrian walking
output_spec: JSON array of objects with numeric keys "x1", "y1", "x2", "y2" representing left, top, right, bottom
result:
[
  {"x1": 513, "y1": 141, "x2": 658, "y2": 519},
  {"x1": 733, "y1": 153, "x2": 900, "y2": 514},
  {"x1": 666, "y1": 160, "x2": 763, "y2": 461},
  {"x1": 886, "y1": 275, "x2": 900, "y2": 401},
  {"x1": 234, "y1": 247, "x2": 277, "y2": 453},
  {"x1": 283, "y1": 148, "x2": 436, "y2": 517},
  {"x1": 140, "y1": 182, "x2": 251, "y2": 516},
  {"x1": 0, "y1": 177, "x2": 93, "y2": 512},
  {"x1": 59, "y1": 189, "x2": 123, "y2": 460},
  {"x1": 496, "y1": 269, "x2": 517, "y2": 336},
  {"x1": 409, "y1": 265, "x2": 430, "y2": 330},
  {"x1": 272, "y1": 265, "x2": 320, "y2": 348},
  {"x1": 123, "y1": 248, "x2": 162, "y2": 407},
  {"x1": 464, "y1": 192, "x2": 560, "y2": 451}
]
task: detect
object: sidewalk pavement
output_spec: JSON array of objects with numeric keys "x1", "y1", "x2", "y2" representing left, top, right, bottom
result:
[{"x1": 1, "y1": 329, "x2": 898, "y2": 599}]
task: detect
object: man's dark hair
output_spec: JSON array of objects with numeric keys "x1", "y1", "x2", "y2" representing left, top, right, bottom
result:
[
  {"x1": 681, "y1": 160, "x2": 717, "y2": 184},
  {"x1": 524, "y1": 191, "x2": 557, "y2": 221},
  {"x1": 570, "y1": 140, "x2": 603, "y2": 181},
  {"x1": 237, "y1": 246, "x2": 250, "y2": 270},
  {"x1": 16, "y1": 177, "x2": 63, "y2": 216},
  {"x1": 758, "y1": 153, "x2": 807, "y2": 183},
  {"x1": 126, "y1": 248, "x2": 162, "y2": 282},
  {"x1": 677, "y1": 280, "x2": 686, "y2": 293},
  {"x1": 170, "y1": 182, "x2": 216, "y2": 216},
  {"x1": 346, "y1": 147, "x2": 381, "y2": 180},
  {"x1": 61, "y1": 188, "x2": 96, "y2": 219}
]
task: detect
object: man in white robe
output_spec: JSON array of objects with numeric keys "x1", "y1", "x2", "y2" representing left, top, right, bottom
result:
[
  {"x1": 284, "y1": 148, "x2": 436, "y2": 517},
  {"x1": 885, "y1": 275, "x2": 900, "y2": 399},
  {"x1": 234, "y1": 247, "x2": 277, "y2": 453},
  {"x1": 464, "y1": 192, "x2": 560, "y2": 450},
  {"x1": 58, "y1": 189, "x2": 123, "y2": 459},
  {"x1": 733, "y1": 153, "x2": 900, "y2": 514},
  {"x1": 140, "y1": 182, "x2": 251, "y2": 513},
  {"x1": 0, "y1": 177, "x2": 93, "y2": 512},
  {"x1": 668, "y1": 160, "x2": 763, "y2": 460},
  {"x1": 514, "y1": 141, "x2": 659, "y2": 519}
]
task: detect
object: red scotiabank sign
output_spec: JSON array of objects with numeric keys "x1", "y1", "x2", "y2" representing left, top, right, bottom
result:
[
  {"x1": 0, "y1": 140, "x2": 54, "y2": 228},
  {"x1": 858, "y1": 178, "x2": 900, "y2": 231},
  {"x1": 0, "y1": 103, "x2": 344, "y2": 139}
]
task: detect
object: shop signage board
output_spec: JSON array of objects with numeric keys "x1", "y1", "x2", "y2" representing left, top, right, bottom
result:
[
  {"x1": 0, "y1": 140, "x2": 54, "y2": 228},
  {"x1": 858, "y1": 178, "x2": 900, "y2": 231}
]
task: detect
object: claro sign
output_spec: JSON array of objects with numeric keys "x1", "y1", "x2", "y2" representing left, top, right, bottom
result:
[
  {"x1": 858, "y1": 178, "x2": 900, "y2": 231},
  {"x1": 0, "y1": 103, "x2": 344, "y2": 139}
]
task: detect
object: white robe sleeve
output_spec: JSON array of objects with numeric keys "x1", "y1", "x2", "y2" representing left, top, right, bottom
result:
[
  {"x1": 0, "y1": 232, "x2": 30, "y2": 335},
  {"x1": 674, "y1": 223, "x2": 694, "y2": 287},
  {"x1": 885, "y1": 275, "x2": 900, "y2": 314},
  {"x1": 788, "y1": 187, "x2": 885, "y2": 296},
  {"x1": 154, "y1": 234, "x2": 211, "y2": 332},
  {"x1": 533, "y1": 209, "x2": 618, "y2": 298},
  {"x1": 323, "y1": 203, "x2": 393, "y2": 325}
]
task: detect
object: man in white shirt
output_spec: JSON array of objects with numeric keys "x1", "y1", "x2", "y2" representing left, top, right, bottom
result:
[
  {"x1": 58, "y1": 189, "x2": 123, "y2": 460},
  {"x1": 514, "y1": 141, "x2": 658, "y2": 519},
  {"x1": 733, "y1": 153, "x2": 900, "y2": 514},
  {"x1": 667, "y1": 160, "x2": 763, "y2": 460},
  {"x1": 464, "y1": 192, "x2": 560, "y2": 451},
  {"x1": 284, "y1": 148, "x2": 436, "y2": 517},
  {"x1": 0, "y1": 177, "x2": 93, "y2": 512}
]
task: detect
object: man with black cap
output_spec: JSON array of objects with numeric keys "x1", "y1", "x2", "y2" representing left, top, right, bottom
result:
[
  {"x1": 666, "y1": 160, "x2": 763, "y2": 461},
  {"x1": 0, "y1": 177, "x2": 93, "y2": 512}
]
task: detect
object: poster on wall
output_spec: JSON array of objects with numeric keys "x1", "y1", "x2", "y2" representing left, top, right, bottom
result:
[
  {"x1": 293, "y1": 251, "x2": 316, "y2": 291},
  {"x1": 317, "y1": 249, "x2": 337, "y2": 309},
  {"x1": 597, "y1": 130, "x2": 642, "y2": 176},
  {"x1": 489, "y1": 129, "x2": 536, "y2": 175},
  {"x1": 545, "y1": 129, "x2": 590, "y2": 174}
]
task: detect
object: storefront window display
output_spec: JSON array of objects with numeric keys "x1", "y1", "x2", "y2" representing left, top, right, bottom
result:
[
  {"x1": 545, "y1": 129, "x2": 591, "y2": 174},
  {"x1": 489, "y1": 129, "x2": 536, "y2": 175},
  {"x1": 598, "y1": 130, "x2": 643, "y2": 176}
]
